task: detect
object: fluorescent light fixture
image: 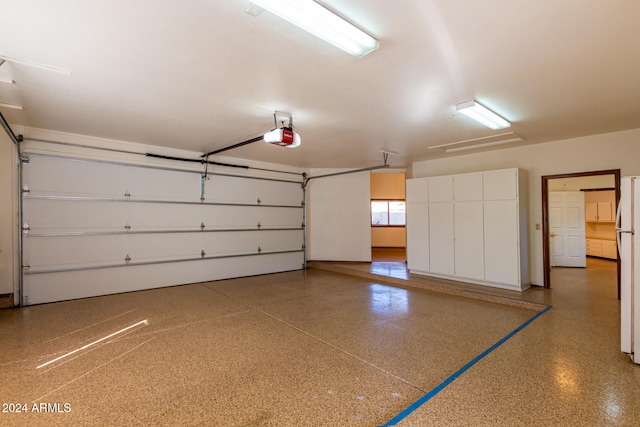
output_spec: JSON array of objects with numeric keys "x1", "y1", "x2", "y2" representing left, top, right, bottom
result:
[
  {"x1": 0, "y1": 77, "x2": 14, "y2": 84},
  {"x1": 445, "y1": 137, "x2": 522, "y2": 153},
  {"x1": 0, "y1": 102, "x2": 23, "y2": 110},
  {"x1": 0, "y1": 55, "x2": 72, "y2": 76},
  {"x1": 249, "y1": 0, "x2": 379, "y2": 57},
  {"x1": 456, "y1": 100, "x2": 510, "y2": 130}
]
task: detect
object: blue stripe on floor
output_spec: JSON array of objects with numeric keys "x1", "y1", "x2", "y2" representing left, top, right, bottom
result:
[{"x1": 379, "y1": 304, "x2": 552, "y2": 427}]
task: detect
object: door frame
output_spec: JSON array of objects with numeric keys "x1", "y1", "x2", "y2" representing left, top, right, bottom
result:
[{"x1": 541, "y1": 169, "x2": 621, "y2": 296}]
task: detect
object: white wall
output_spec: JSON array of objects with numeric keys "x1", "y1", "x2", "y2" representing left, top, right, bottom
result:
[
  {"x1": 307, "y1": 169, "x2": 371, "y2": 261},
  {"x1": 0, "y1": 130, "x2": 16, "y2": 295},
  {"x1": 412, "y1": 128, "x2": 640, "y2": 285}
]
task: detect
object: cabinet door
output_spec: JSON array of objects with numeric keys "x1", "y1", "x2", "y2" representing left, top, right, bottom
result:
[
  {"x1": 484, "y1": 200, "x2": 519, "y2": 285},
  {"x1": 429, "y1": 203, "x2": 454, "y2": 275},
  {"x1": 603, "y1": 240, "x2": 617, "y2": 259},
  {"x1": 483, "y1": 169, "x2": 517, "y2": 200},
  {"x1": 406, "y1": 202, "x2": 429, "y2": 272},
  {"x1": 588, "y1": 241, "x2": 603, "y2": 257},
  {"x1": 454, "y1": 173, "x2": 483, "y2": 201},
  {"x1": 585, "y1": 202, "x2": 598, "y2": 222},
  {"x1": 429, "y1": 176, "x2": 453, "y2": 202},
  {"x1": 597, "y1": 202, "x2": 613, "y2": 222},
  {"x1": 406, "y1": 178, "x2": 429, "y2": 203},
  {"x1": 454, "y1": 202, "x2": 484, "y2": 280}
]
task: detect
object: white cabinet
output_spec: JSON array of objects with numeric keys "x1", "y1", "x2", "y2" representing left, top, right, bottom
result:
[
  {"x1": 406, "y1": 202, "x2": 430, "y2": 271},
  {"x1": 406, "y1": 177, "x2": 429, "y2": 203},
  {"x1": 406, "y1": 168, "x2": 529, "y2": 291},
  {"x1": 586, "y1": 238, "x2": 617, "y2": 259},
  {"x1": 585, "y1": 201, "x2": 613, "y2": 222},
  {"x1": 454, "y1": 202, "x2": 484, "y2": 280},
  {"x1": 454, "y1": 173, "x2": 483, "y2": 201},
  {"x1": 484, "y1": 200, "x2": 519, "y2": 285},
  {"x1": 429, "y1": 176, "x2": 453, "y2": 202},
  {"x1": 429, "y1": 203, "x2": 455, "y2": 275},
  {"x1": 406, "y1": 178, "x2": 429, "y2": 272},
  {"x1": 603, "y1": 240, "x2": 617, "y2": 259},
  {"x1": 483, "y1": 169, "x2": 517, "y2": 200}
]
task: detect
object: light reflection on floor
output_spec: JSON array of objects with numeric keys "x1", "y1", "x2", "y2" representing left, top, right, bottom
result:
[
  {"x1": 369, "y1": 284, "x2": 409, "y2": 315},
  {"x1": 370, "y1": 262, "x2": 410, "y2": 280}
]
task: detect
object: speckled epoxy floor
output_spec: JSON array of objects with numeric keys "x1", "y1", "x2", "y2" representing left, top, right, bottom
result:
[{"x1": 1, "y1": 258, "x2": 637, "y2": 426}]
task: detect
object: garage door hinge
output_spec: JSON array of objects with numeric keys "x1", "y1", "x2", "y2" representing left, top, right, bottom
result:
[
  {"x1": 125, "y1": 254, "x2": 131, "y2": 264},
  {"x1": 21, "y1": 185, "x2": 29, "y2": 195},
  {"x1": 22, "y1": 264, "x2": 30, "y2": 271},
  {"x1": 21, "y1": 223, "x2": 29, "y2": 234},
  {"x1": 20, "y1": 155, "x2": 29, "y2": 163}
]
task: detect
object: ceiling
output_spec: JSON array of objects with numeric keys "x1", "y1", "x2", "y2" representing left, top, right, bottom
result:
[{"x1": 1, "y1": 0, "x2": 639, "y2": 169}]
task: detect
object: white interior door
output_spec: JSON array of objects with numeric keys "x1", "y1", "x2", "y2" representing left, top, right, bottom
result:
[{"x1": 549, "y1": 191, "x2": 586, "y2": 267}]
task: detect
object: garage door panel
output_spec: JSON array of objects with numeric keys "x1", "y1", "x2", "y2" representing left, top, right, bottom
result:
[
  {"x1": 24, "y1": 200, "x2": 303, "y2": 233},
  {"x1": 23, "y1": 252, "x2": 305, "y2": 306},
  {"x1": 24, "y1": 199, "x2": 127, "y2": 231},
  {"x1": 205, "y1": 175, "x2": 302, "y2": 206},
  {"x1": 21, "y1": 153, "x2": 304, "y2": 305},
  {"x1": 24, "y1": 230, "x2": 304, "y2": 269},
  {"x1": 25, "y1": 155, "x2": 201, "y2": 200}
]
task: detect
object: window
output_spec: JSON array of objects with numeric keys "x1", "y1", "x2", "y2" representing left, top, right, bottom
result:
[{"x1": 371, "y1": 201, "x2": 406, "y2": 226}]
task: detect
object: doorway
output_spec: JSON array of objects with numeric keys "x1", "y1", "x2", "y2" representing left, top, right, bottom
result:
[
  {"x1": 541, "y1": 169, "x2": 621, "y2": 297},
  {"x1": 370, "y1": 171, "x2": 407, "y2": 262}
]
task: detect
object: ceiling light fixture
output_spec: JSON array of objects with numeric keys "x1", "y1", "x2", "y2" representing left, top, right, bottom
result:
[
  {"x1": 0, "y1": 77, "x2": 14, "y2": 84},
  {"x1": 456, "y1": 100, "x2": 510, "y2": 130},
  {"x1": 249, "y1": 0, "x2": 379, "y2": 57}
]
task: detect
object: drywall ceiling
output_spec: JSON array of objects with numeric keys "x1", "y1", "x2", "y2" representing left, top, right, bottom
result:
[{"x1": 1, "y1": 0, "x2": 639, "y2": 168}]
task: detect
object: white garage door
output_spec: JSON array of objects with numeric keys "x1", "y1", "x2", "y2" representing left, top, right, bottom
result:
[{"x1": 21, "y1": 153, "x2": 304, "y2": 305}]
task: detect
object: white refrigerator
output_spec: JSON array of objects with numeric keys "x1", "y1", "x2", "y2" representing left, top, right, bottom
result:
[{"x1": 618, "y1": 176, "x2": 640, "y2": 364}]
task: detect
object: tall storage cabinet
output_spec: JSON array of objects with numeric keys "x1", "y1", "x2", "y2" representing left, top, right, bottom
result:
[
  {"x1": 406, "y1": 179, "x2": 430, "y2": 272},
  {"x1": 406, "y1": 168, "x2": 529, "y2": 291}
]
